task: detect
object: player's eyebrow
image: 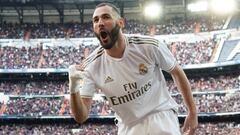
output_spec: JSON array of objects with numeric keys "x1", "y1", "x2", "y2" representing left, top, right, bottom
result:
[
  {"x1": 93, "y1": 13, "x2": 111, "y2": 18},
  {"x1": 92, "y1": 13, "x2": 112, "y2": 21}
]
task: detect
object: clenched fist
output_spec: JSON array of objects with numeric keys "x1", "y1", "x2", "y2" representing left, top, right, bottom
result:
[{"x1": 68, "y1": 65, "x2": 84, "y2": 94}]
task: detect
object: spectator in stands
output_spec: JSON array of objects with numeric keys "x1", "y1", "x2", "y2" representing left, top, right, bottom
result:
[{"x1": 69, "y1": 2, "x2": 197, "y2": 135}]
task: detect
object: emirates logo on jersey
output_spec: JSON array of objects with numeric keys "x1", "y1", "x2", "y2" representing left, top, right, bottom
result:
[{"x1": 139, "y1": 63, "x2": 148, "y2": 75}]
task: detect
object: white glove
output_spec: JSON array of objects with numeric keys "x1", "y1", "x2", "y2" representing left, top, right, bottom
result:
[{"x1": 68, "y1": 65, "x2": 84, "y2": 94}]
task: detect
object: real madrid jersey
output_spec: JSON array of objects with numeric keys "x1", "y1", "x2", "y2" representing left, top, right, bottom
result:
[{"x1": 80, "y1": 35, "x2": 179, "y2": 125}]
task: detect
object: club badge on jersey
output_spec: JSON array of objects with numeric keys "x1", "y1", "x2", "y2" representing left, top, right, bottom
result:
[{"x1": 139, "y1": 63, "x2": 148, "y2": 75}]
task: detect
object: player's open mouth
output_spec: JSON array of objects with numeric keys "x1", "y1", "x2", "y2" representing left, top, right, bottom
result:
[{"x1": 100, "y1": 31, "x2": 109, "y2": 42}]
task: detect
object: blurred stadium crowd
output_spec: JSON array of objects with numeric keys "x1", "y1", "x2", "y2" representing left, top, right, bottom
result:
[
  {"x1": 0, "y1": 17, "x2": 225, "y2": 39},
  {"x1": 0, "y1": 123, "x2": 240, "y2": 134}
]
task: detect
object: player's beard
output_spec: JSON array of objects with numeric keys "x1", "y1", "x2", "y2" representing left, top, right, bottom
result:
[{"x1": 95, "y1": 24, "x2": 120, "y2": 50}]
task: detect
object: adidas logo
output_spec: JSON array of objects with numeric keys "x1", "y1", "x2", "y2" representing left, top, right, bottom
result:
[{"x1": 105, "y1": 76, "x2": 114, "y2": 83}]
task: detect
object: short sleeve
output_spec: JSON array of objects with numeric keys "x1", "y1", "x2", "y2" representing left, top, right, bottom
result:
[{"x1": 153, "y1": 40, "x2": 177, "y2": 72}]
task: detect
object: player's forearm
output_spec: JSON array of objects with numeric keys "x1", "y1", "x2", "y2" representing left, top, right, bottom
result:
[
  {"x1": 70, "y1": 92, "x2": 89, "y2": 123},
  {"x1": 171, "y1": 66, "x2": 197, "y2": 113},
  {"x1": 68, "y1": 65, "x2": 91, "y2": 123},
  {"x1": 69, "y1": 81, "x2": 89, "y2": 124},
  {"x1": 176, "y1": 78, "x2": 197, "y2": 113}
]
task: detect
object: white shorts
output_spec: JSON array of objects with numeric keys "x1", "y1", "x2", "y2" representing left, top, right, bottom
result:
[{"x1": 117, "y1": 109, "x2": 181, "y2": 135}]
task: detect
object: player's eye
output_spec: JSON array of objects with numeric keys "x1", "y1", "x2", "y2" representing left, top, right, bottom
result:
[
  {"x1": 102, "y1": 15, "x2": 111, "y2": 20},
  {"x1": 93, "y1": 18, "x2": 99, "y2": 23}
]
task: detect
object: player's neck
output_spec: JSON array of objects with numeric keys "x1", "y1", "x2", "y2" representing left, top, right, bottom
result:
[{"x1": 105, "y1": 34, "x2": 126, "y2": 58}]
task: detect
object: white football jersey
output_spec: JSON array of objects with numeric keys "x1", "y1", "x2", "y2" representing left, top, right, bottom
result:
[{"x1": 80, "y1": 35, "x2": 179, "y2": 125}]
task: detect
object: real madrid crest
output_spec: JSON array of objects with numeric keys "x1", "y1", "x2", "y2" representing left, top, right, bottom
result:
[{"x1": 139, "y1": 63, "x2": 148, "y2": 75}]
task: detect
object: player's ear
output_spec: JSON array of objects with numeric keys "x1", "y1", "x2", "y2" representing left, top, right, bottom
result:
[{"x1": 118, "y1": 17, "x2": 125, "y2": 29}]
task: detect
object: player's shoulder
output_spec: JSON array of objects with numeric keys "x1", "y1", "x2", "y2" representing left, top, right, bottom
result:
[
  {"x1": 81, "y1": 45, "x2": 104, "y2": 69},
  {"x1": 126, "y1": 34, "x2": 161, "y2": 47}
]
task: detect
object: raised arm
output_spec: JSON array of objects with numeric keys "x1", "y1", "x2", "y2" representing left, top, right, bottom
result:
[{"x1": 69, "y1": 65, "x2": 93, "y2": 124}]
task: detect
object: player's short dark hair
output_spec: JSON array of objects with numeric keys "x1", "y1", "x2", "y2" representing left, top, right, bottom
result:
[{"x1": 95, "y1": 3, "x2": 121, "y2": 16}]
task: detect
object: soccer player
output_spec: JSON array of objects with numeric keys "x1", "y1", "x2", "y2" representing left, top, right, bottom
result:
[{"x1": 69, "y1": 2, "x2": 198, "y2": 135}]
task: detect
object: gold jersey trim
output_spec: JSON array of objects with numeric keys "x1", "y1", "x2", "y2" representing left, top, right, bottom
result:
[
  {"x1": 80, "y1": 47, "x2": 104, "y2": 70},
  {"x1": 128, "y1": 36, "x2": 159, "y2": 47}
]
